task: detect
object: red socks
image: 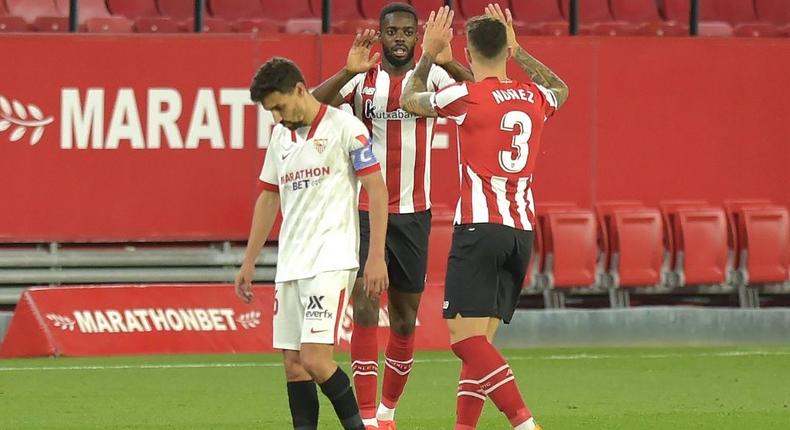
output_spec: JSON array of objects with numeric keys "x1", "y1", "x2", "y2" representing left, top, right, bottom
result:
[
  {"x1": 451, "y1": 336, "x2": 532, "y2": 428},
  {"x1": 455, "y1": 364, "x2": 486, "y2": 430},
  {"x1": 381, "y1": 332, "x2": 415, "y2": 408},
  {"x1": 350, "y1": 324, "x2": 379, "y2": 420}
]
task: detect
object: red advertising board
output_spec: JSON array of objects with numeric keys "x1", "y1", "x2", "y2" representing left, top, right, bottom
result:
[{"x1": 0, "y1": 284, "x2": 449, "y2": 358}]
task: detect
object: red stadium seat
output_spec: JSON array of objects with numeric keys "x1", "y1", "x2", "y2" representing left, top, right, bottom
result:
[
  {"x1": 157, "y1": 0, "x2": 208, "y2": 20},
  {"x1": 610, "y1": 0, "x2": 688, "y2": 36},
  {"x1": 184, "y1": 17, "x2": 233, "y2": 32},
  {"x1": 133, "y1": 17, "x2": 181, "y2": 33},
  {"x1": 85, "y1": 16, "x2": 133, "y2": 32},
  {"x1": 32, "y1": 16, "x2": 69, "y2": 31},
  {"x1": 209, "y1": 0, "x2": 264, "y2": 20},
  {"x1": 595, "y1": 201, "x2": 645, "y2": 274},
  {"x1": 755, "y1": 0, "x2": 790, "y2": 25},
  {"x1": 610, "y1": 209, "x2": 664, "y2": 287},
  {"x1": 285, "y1": 18, "x2": 322, "y2": 33},
  {"x1": 259, "y1": 0, "x2": 314, "y2": 20},
  {"x1": 6, "y1": 0, "x2": 62, "y2": 23},
  {"x1": 309, "y1": 0, "x2": 362, "y2": 20},
  {"x1": 54, "y1": 0, "x2": 111, "y2": 22},
  {"x1": 559, "y1": 0, "x2": 636, "y2": 36},
  {"x1": 673, "y1": 208, "x2": 729, "y2": 286},
  {"x1": 659, "y1": 0, "x2": 750, "y2": 36},
  {"x1": 458, "y1": 0, "x2": 491, "y2": 19},
  {"x1": 510, "y1": 0, "x2": 567, "y2": 36},
  {"x1": 106, "y1": 0, "x2": 159, "y2": 19},
  {"x1": 723, "y1": 199, "x2": 773, "y2": 274},
  {"x1": 543, "y1": 210, "x2": 598, "y2": 288},
  {"x1": 410, "y1": 0, "x2": 445, "y2": 21},
  {"x1": 739, "y1": 206, "x2": 790, "y2": 284},
  {"x1": 0, "y1": 16, "x2": 29, "y2": 31},
  {"x1": 234, "y1": 19, "x2": 281, "y2": 33},
  {"x1": 333, "y1": 18, "x2": 378, "y2": 34}
]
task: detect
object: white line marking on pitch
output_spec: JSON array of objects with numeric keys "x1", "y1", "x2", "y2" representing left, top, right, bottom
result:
[{"x1": 1, "y1": 350, "x2": 788, "y2": 372}]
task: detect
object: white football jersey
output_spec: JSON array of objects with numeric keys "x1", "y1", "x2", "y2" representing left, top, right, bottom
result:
[{"x1": 258, "y1": 104, "x2": 379, "y2": 283}]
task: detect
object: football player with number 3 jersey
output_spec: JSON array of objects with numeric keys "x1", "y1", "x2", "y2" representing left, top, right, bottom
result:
[
  {"x1": 400, "y1": 4, "x2": 569, "y2": 430},
  {"x1": 235, "y1": 57, "x2": 389, "y2": 430}
]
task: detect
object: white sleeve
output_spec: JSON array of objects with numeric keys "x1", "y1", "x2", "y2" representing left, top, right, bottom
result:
[
  {"x1": 535, "y1": 84, "x2": 559, "y2": 120},
  {"x1": 428, "y1": 65, "x2": 456, "y2": 92},
  {"x1": 258, "y1": 129, "x2": 280, "y2": 190},
  {"x1": 339, "y1": 73, "x2": 365, "y2": 106}
]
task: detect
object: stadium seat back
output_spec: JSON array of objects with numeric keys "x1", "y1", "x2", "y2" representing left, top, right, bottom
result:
[
  {"x1": 184, "y1": 16, "x2": 232, "y2": 32},
  {"x1": 107, "y1": 0, "x2": 159, "y2": 19},
  {"x1": 545, "y1": 210, "x2": 597, "y2": 287},
  {"x1": 32, "y1": 16, "x2": 68, "y2": 31},
  {"x1": 360, "y1": 0, "x2": 395, "y2": 20},
  {"x1": 675, "y1": 208, "x2": 728, "y2": 285},
  {"x1": 741, "y1": 207, "x2": 790, "y2": 283},
  {"x1": 6, "y1": 0, "x2": 62, "y2": 22},
  {"x1": 560, "y1": 0, "x2": 612, "y2": 22},
  {"x1": 133, "y1": 17, "x2": 181, "y2": 33},
  {"x1": 595, "y1": 201, "x2": 644, "y2": 272},
  {"x1": 458, "y1": 0, "x2": 492, "y2": 19},
  {"x1": 612, "y1": 209, "x2": 664, "y2": 287},
  {"x1": 259, "y1": 0, "x2": 314, "y2": 20},
  {"x1": 55, "y1": 0, "x2": 110, "y2": 22},
  {"x1": 85, "y1": 16, "x2": 133, "y2": 32},
  {"x1": 158, "y1": 0, "x2": 208, "y2": 20},
  {"x1": 609, "y1": 0, "x2": 662, "y2": 22},
  {"x1": 511, "y1": 0, "x2": 565, "y2": 23},
  {"x1": 723, "y1": 199, "x2": 772, "y2": 268},
  {"x1": 410, "y1": 0, "x2": 446, "y2": 21},
  {"x1": 662, "y1": 0, "x2": 756, "y2": 23},
  {"x1": 235, "y1": 19, "x2": 281, "y2": 33},
  {"x1": 309, "y1": 0, "x2": 361, "y2": 20},
  {"x1": 755, "y1": 0, "x2": 790, "y2": 24},
  {"x1": 209, "y1": 0, "x2": 263, "y2": 20},
  {"x1": 658, "y1": 200, "x2": 708, "y2": 271},
  {"x1": 285, "y1": 17, "x2": 322, "y2": 33},
  {"x1": 0, "y1": 16, "x2": 29, "y2": 31}
]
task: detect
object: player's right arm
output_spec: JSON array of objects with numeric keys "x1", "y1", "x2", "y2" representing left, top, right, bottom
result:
[
  {"x1": 235, "y1": 140, "x2": 281, "y2": 304},
  {"x1": 311, "y1": 29, "x2": 380, "y2": 106}
]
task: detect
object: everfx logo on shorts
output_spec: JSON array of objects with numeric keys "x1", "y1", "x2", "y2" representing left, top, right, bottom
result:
[{"x1": 305, "y1": 295, "x2": 333, "y2": 320}]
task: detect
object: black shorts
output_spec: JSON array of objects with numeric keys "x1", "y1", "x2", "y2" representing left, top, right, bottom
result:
[
  {"x1": 443, "y1": 223, "x2": 534, "y2": 324},
  {"x1": 358, "y1": 210, "x2": 431, "y2": 293}
]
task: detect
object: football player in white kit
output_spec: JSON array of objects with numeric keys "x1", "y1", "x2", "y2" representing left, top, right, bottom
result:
[{"x1": 235, "y1": 57, "x2": 389, "y2": 430}]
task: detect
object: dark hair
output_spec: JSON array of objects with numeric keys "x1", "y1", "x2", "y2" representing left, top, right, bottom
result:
[
  {"x1": 379, "y1": 2, "x2": 418, "y2": 28},
  {"x1": 249, "y1": 57, "x2": 305, "y2": 103},
  {"x1": 466, "y1": 16, "x2": 507, "y2": 59}
]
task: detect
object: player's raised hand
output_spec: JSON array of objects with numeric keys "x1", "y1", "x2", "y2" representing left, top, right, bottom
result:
[
  {"x1": 422, "y1": 6, "x2": 454, "y2": 58},
  {"x1": 485, "y1": 3, "x2": 518, "y2": 50},
  {"x1": 363, "y1": 256, "x2": 388, "y2": 299},
  {"x1": 345, "y1": 29, "x2": 381, "y2": 73},
  {"x1": 234, "y1": 263, "x2": 255, "y2": 304},
  {"x1": 434, "y1": 29, "x2": 455, "y2": 65}
]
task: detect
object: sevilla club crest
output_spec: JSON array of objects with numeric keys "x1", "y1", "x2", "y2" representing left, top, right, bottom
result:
[{"x1": 314, "y1": 138, "x2": 327, "y2": 154}]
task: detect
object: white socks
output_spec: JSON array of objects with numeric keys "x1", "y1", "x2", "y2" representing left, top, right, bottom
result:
[
  {"x1": 376, "y1": 403, "x2": 396, "y2": 421},
  {"x1": 514, "y1": 417, "x2": 536, "y2": 430}
]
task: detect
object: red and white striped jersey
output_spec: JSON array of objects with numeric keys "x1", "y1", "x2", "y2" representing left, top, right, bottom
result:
[
  {"x1": 431, "y1": 77, "x2": 559, "y2": 231},
  {"x1": 340, "y1": 64, "x2": 454, "y2": 214}
]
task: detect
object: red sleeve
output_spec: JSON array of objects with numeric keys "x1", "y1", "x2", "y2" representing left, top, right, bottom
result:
[
  {"x1": 256, "y1": 180, "x2": 279, "y2": 193},
  {"x1": 432, "y1": 82, "x2": 470, "y2": 123}
]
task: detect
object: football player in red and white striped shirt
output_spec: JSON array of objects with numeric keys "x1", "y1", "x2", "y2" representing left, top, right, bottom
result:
[
  {"x1": 401, "y1": 4, "x2": 568, "y2": 430},
  {"x1": 312, "y1": 3, "x2": 474, "y2": 429}
]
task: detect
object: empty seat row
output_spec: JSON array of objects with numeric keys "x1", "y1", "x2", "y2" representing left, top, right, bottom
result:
[
  {"x1": 3, "y1": 0, "x2": 790, "y2": 35},
  {"x1": 471, "y1": 199, "x2": 787, "y2": 308}
]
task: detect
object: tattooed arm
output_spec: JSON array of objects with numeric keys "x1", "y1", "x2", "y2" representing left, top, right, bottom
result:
[
  {"x1": 512, "y1": 46, "x2": 569, "y2": 108},
  {"x1": 400, "y1": 53, "x2": 438, "y2": 117}
]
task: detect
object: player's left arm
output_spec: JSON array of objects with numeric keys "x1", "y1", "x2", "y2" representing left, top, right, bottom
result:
[
  {"x1": 400, "y1": 7, "x2": 454, "y2": 117},
  {"x1": 487, "y1": 4, "x2": 569, "y2": 108}
]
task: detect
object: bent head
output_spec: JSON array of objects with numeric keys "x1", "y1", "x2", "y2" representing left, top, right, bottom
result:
[
  {"x1": 250, "y1": 57, "x2": 310, "y2": 130},
  {"x1": 380, "y1": 3, "x2": 419, "y2": 68},
  {"x1": 465, "y1": 16, "x2": 509, "y2": 75}
]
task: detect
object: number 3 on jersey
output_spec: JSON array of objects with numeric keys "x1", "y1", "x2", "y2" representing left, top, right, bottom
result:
[{"x1": 498, "y1": 111, "x2": 533, "y2": 173}]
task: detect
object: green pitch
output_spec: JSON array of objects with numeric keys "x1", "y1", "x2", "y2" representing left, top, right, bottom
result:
[{"x1": 1, "y1": 346, "x2": 789, "y2": 429}]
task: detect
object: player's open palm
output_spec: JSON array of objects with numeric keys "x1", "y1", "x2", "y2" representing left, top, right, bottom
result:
[
  {"x1": 485, "y1": 3, "x2": 518, "y2": 50},
  {"x1": 364, "y1": 257, "x2": 388, "y2": 299},
  {"x1": 346, "y1": 29, "x2": 381, "y2": 73},
  {"x1": 234, "y1": 263, "x2": 255, "y2": 304},
  {"x1": 422, "y1": 6, "x2": 454, "y2": 58}
]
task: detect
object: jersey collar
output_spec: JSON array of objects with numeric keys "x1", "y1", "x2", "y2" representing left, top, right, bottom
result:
[{"x1": 307, "y1": 104, "x2": 328, "y2": 141}]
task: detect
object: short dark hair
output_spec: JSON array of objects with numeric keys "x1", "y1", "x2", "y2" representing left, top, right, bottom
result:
[
  {"x1": 466, "y1": 16, "x2": 507, "y2": 59},
  {"x1": 249, "y1": 57, "x2": 305, "y2": 103},
  {"x1": 379, "y1": 2, "x2": 418, "y2": 28}
]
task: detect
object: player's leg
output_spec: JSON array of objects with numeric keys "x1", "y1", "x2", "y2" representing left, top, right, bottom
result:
[
  {"x1": 299, "y1": 270, "x2": 366, "y2": 430},
  {"x1": 274, "y1": 282, "x2": 320, "y2": 430},
  {"x1": 377, "y1": 211, "x2": 431, "y2": 428},
  {"x1": 350, "y1": 211, "x2": 382, "y2": 428}
]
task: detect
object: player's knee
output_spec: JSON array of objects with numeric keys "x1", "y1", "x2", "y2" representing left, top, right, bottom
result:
[
  {"x1": 389, "y1": 314, "x2": 416, "y2": 336},
  {"x1": 352, "y1": 294, "x2": 380, "y2": 326},
  {"x1": 299, "y1": 352, "x2": 331, "y2": 380},
  {"x1": 283, "y1": 354, "x2": 309, "y2": 381}
]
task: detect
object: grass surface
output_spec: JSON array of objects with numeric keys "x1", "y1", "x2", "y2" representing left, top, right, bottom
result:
[{"x1": 1, "y1": 346, "x2": 789, "y2": 429}]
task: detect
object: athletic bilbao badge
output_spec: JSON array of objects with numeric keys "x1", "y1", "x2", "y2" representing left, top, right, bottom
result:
[{"x1": 314, "y1": 138, "x2": 327, "y2": 154}]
